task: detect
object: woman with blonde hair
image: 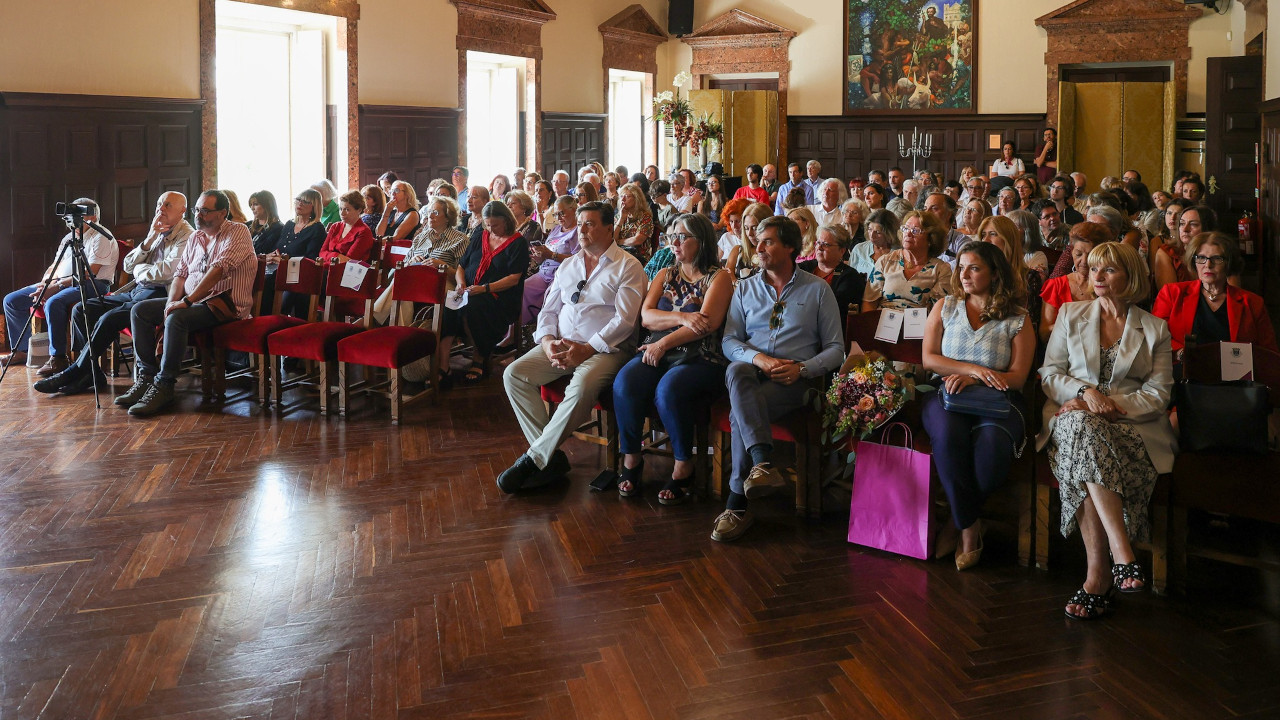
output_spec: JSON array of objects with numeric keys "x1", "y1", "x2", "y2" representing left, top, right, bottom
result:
[
  {"x1": 602, "y1": 172, "x2": 623, "y2": 209},
  {"x1": 503, "y1": 189, "x2": 544, "y2": 248},
  {"x1": 222, "y1": 190, "x2": 249, "y2": 225},
  {"x1": 732, "y1": 202, "x2": 772, "y2": 279},
  {"x1": 975, "y1": 215, "x2": 1031, "y2": 296},
  {"x1": 615, "y1": 182, "x2": 654, "y2": 263},
  {"x1": 376, "y1": 180, "x2": 421, "y2": 241},
  {"x1": 1038, "y1": 241, "x2": 1174, "y2": 619},
  {"x1": 311, "y1": 179, "x2": 340, "y2": 226},
  {"x1": 787, "y1": 205, "x2": 820, "y2": 261}
]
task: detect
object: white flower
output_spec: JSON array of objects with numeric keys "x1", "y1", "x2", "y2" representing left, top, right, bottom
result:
[
  {"x1": 657, "y1": 90, "x2": 674, "y2": 103},
  {"x1": 673, "y1": 71, "x2": 692, "y2": 88}
]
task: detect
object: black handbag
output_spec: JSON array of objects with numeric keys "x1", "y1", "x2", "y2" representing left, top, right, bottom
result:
[
  {"x1": 1173, "y1": 380, "x2": 1270, "y2": 454},
  {"x1": 939, "y1": 384, "x2": 1013, "y2": 418},
  {"x1": 641, "y1": 326, "x2": 701, "y2": 368}
]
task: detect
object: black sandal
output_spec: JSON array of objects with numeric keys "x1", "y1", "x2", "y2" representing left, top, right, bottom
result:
[
  {"x1": 462, "y1": 363, "x2": 487, "y2": 384},
  {"x1": 658, "y1": 476, "x2": 693, "y2": 506},
  {"x1": 618, "y1": 462, "x2": 644, "y2": 498},
  {"x1": 1064, "y1": 587, "x2": 1112, "y2": 621},
  {"x1": 1111, "y1": 561, "x2": 1147, "y2": 594}
]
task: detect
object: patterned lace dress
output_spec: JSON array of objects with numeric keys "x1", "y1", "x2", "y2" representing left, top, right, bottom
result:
[{"x1": 1048, "y1": 339, "x2": 1158, "y2": 542}]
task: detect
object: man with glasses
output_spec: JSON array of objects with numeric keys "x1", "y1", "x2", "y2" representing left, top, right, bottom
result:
[
  {"x1": 499, "y1": 201, "x2": 646, "y2": 493},
  {"x1": 712, "y1": 216, "x2": 845, "y2": 542},
  {"x1": 121, "y1": 189, "x2": 256, "y2": 416},
  {"x1": 1070, "y1": 172, "x2": 1089, "y2": 216},
  {"x1": 965, "y1": 176, "x2": 991, "y2": 208},
  {"x1": 35, "y1": 192, "x2": 192, "y2": 395},
  {"x1": 1032, "y1": 199, "x2": 1069, "y2": 251},
  {"x1": 1048, "y1": 174, "x2": 1083, "y2": 225}
]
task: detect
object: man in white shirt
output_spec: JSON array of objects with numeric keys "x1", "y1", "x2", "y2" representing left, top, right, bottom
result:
[
  {"x1": 809, "y1": 178, "x2": 846, "y2": 227},
  {"x1": 500, "y1": 201, "x2": 647, "y2": 492},
  {"x1": 886, "y1": 179, "x2": 920, "y2": 219},
  {"x1": 552, "y1": 171, "x2": 572, "y2": 198},
  {"x1": 2, "y1": 197, "x2": 118, "y2": 374},
  {"x1": 36, "y1": 192, "x2": 193, "y2": 395}
]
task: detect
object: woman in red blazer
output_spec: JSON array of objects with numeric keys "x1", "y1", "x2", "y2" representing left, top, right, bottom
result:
[{"x1": 1152, "y1": 232, "x2": 1277, "y2": 354}]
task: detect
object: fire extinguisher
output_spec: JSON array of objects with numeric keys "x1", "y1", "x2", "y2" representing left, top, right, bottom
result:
[{"x1": 1238, "y1": 210, "x2": 1258, "y2": 256}]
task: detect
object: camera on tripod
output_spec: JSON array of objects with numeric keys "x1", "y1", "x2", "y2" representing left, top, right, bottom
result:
[{"x1": 55, "y1": 201, "x2": 96, "y2": 218}]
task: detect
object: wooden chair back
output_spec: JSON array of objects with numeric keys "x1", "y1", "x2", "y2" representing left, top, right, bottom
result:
[
  {"x1": 322, "y1": 258, "x2": 381, "y2": 326},
  {"x1": 271, "y1": 256, "x2": 326, "y2": 321}
]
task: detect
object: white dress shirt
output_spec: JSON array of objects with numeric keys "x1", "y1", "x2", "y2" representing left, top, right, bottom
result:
[
  {"x1": 809, "y1": 204, "x2": 841, "y2": 228},
  {"x1": 122, "y1": 219, "x2": 194, "y2": 289},
  {"x1": 535, "y1": 241, "x2": 647, "y2": 354}
]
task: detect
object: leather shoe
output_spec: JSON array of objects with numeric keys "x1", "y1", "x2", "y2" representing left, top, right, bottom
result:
[
  {"x1": 525, "y1": 450, "x2": 570, "y2": 489},
  {"x1": 59, "y1": 367, "x2": 108, "y2": 395},
  {"x1": 34, "y1": 364, "x2": 88, "y2": 393},
  {"x1": 497, "y1": 454, "x2": 540, "y2": 494},
  {"x1": 955, "y1": 521, "x2": 985, "y2": 571},
  {"x1": 128, "y1": 382, "x2": 175, "y2": 416},
  {"x1": 37, "y1": 355, "x2": 68, "y2": 377},
  {"x1": 0, "y1": 351, "x2": 27, "y2": 366},
  {"x1": 743, "y1": 462, "x2": 786, "y2": 499}
]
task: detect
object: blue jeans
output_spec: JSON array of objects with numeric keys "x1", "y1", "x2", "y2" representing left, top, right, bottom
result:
[
  {"x1": 4, "y1": 279, "x2": 109, "y2": 355},
  {"x1": 920, "y1": 390, "x2": 1027, "y2": 530},
  {"x1": 613, "y1": 357, "x2": 724, "y2": 461}
]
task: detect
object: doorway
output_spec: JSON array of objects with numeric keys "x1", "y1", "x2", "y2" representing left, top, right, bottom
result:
[{"x1": 1058, "y1": 66, "x2": 1174, "y2": 192}]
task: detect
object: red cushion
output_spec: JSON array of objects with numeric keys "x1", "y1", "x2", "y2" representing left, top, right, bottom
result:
[
  {"x1": 711, "y1": 403, "x2": 799, "y2": 442},
  {"x1": 538, "y1": 376, "x2": 607, "y2": 412},
  {"x1": 337, "y1": 326, "x2": 437, "y2": 368},
  {"x1": 268, "y1": 322, "x2": 365, "y2": 361},
  {"x1": 212, "y1": 316, "x2": 303, "y2": 353}
]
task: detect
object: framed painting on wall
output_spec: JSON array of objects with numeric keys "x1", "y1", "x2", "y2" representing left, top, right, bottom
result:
[{"x1": 844, "y1": 0, "x2": 977, "y2": 115}]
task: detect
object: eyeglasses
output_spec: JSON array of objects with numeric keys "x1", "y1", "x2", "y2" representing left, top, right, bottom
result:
[
  {"x1": 295, "y1": 197, "x2": 312, "y2": 204},
  {"x1": 901, "y1": 227, "x2": 924, "y2": 237},
  {"x1": 194, "y1": 207, "x2": 221, "y2": 215},
  {"x1": 1050, "y1": 184, "x2": 1067, "y2": 191},
  {"x1": 571, "y1": 279, "x2": 587, "y2": 304},
  {"x1": 663, "y1": 232, "x2": 695, "y2": 244},
  {"x1": 769, "y1": 301, "x2": 786, "y2": 330},
  {"x1": 1193, "y1": 254, "x2": 1225, "y2": 266},
  {"x1": 814, "y1": 242, "x2": 840, "y2": 251},
  {"x1": 966, "y1": 184, "x2": 982, "y2": 190}
]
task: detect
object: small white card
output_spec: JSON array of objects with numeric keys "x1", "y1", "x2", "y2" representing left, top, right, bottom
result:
[
  {"x1": 285, "y1": 257, "x2": 301, "y2": 284},
  {"x1": 874, "y1": 309, "x2": 903, "y2": 343},
  {"x1": 339, "y1": 262, "x2": 369, "y2": 291},
  {"x1": 903, "y1": 308, "x2": 927, "y2": 340},
  {"x1": 445, "y1": 290, "x2": 469, "y2": 310},
  {"x1": 389, "y1": 245, "x2": 410, "y2": 257},
  {"x1": 1220, "y1": 341, "x2": 1254, "y2": 381}
]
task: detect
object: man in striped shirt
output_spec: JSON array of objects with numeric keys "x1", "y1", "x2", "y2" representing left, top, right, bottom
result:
[{"x1": 123, "y1": 189, "x2": 256, "y2": 417}]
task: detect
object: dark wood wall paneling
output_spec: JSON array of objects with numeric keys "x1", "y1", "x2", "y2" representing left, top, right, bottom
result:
[
  {"x1": 0, "y1": 92, "x2": 202, "y2": 297},
  {"x1": 358, "y1": 106, "x2": 459, "y2": 203},
  {"x1": 541, "y1": 113, "x2": 605, "y2": 182},
  {"x1": 788, "y1": 114, "x2": 1047, "y2": 184}
]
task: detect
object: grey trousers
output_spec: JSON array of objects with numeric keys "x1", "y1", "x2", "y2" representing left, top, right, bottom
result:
[
  {"x1": 503, "y1": 346, "x2": 629, "y2": 469},
  {"x1": 725, "y1": 361, "x2": 812, "y2": 496}
]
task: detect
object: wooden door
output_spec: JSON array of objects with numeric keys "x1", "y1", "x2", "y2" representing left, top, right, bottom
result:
[{"x1": 1205, "y1": 56, "x2": 1262, "y2": 231}]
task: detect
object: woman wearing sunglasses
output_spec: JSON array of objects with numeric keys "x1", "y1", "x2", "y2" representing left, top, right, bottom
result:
[{"x1": 612, "y1": 213, "x2": 733, "y2": 505}]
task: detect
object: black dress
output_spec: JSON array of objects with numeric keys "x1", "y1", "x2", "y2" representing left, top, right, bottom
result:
[
  {"x1": 274, "y1": 220, "x2": 326, "y2": 258},
  {"x1": 251, "y1": 221, "x2": 283, "y2": 255},
  {"x1": 444, "y1": 227, "x2": 530, "y2": 356},
  {"x1": 799, "y1": 259, "x2": 866, "y2": 314}
]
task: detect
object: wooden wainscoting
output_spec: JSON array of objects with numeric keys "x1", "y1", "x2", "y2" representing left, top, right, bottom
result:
[
  {"x1": 788, "y1": 114, "x2": 1047, "y2": 183},
  {"x1": 541, "y1": 113, "x2": 605, "y2": 182},
  {"x1": 0, "y1": 92, "x2": 203, "y2": 296},
  {"x1": 357, "y1": 105, "x2": 460, "y2": 203}
]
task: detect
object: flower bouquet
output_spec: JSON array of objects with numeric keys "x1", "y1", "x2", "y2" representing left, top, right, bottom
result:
[{"x1": 821, "y1": 352, "x2": 909, "y2": 448}]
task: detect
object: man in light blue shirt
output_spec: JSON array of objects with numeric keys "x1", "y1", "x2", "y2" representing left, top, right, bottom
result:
[
  {"x1": 772, "y1": 162, "x2": 814, "y2": 215},
  {"x1": 803, "y1": 160, "x2": 825, "y2": 200},
  {"x1": 713, "y1": 216, "x2": 845, "y2": 542}
]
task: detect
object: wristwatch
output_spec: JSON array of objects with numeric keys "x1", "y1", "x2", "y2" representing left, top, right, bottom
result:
[
  {"x1": 182, "y1": 296, "x2": 193, "y2": 307},
  {"x1": 1076, "y1": 386, "x2": 1088, "y2": 399}
]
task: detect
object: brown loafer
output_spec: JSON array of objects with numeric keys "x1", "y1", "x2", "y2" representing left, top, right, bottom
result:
[
  {"x1": 0, "y1": 351, "x2": 27, "y2": 366},
  {"x1": 37, "y1": 355, "x2": 68, "y2": 377}
]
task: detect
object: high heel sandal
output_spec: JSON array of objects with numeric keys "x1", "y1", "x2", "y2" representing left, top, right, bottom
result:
[
  {"x1": 1111, "y1": 561, "x2": 1147, "y2": 594},
  {"x1": 658, "y1": 476, "x2": 693, "y2": 506},
  {"x1": 1064, "y1": 586, "x2": 1114, "y2": 621},
  {"x1": 954, "y1": 521, "x2": 985, "y2": 571},
  {"x1": 618, "y1": 461, "x2": 644, "y2": 498}
]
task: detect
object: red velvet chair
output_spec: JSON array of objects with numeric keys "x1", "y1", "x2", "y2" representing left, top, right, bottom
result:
[
  {"x1": 336, "y1": 263, "x2": 447, "y2": 423},
  {"x1": 266, "y1": 258, "x2": 380, "y2": 414},
  {"x1": 208, "y1": 256, "x2": 321, "y2": 404},
  {"x1": 538, "y1": 375, "x2": 618, "y2": 463}
]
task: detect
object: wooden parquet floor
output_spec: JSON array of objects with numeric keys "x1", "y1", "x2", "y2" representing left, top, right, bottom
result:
[{"x1": 1, "y1": 368, "x2": 1279, "y2": 719}]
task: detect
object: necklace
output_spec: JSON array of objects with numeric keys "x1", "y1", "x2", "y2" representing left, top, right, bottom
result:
[{"x1": 1202, "y1": 283, "x2": 1222, "y2": 303}]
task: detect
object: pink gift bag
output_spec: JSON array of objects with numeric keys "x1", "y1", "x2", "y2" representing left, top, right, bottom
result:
[{"x1": 847, "y1": 423, "x2": 936, "y2": 560}]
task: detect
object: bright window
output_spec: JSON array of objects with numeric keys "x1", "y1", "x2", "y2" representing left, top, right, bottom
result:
[
  {"x1": 609, "y1": 69, "x2": 645, "y2": 174},
  {"x1": 215, "y1": 1, "x2": 336, "y2": 205},
  {"x1": 467, "y1": 51, "x2": 523, "y2": 188}
]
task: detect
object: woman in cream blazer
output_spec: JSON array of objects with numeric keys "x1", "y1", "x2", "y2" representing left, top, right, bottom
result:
[{"x1": 1036, "y1": 242, "x2": 1176, "y2": 620}]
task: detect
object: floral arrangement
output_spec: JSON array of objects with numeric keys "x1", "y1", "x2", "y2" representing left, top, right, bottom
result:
[
  {"x1": 821, "y1": 353, "x2": 909, "y2": 445},
  {"x1": 652, "y1": 71, "x2": 723, "y2": 157}
]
